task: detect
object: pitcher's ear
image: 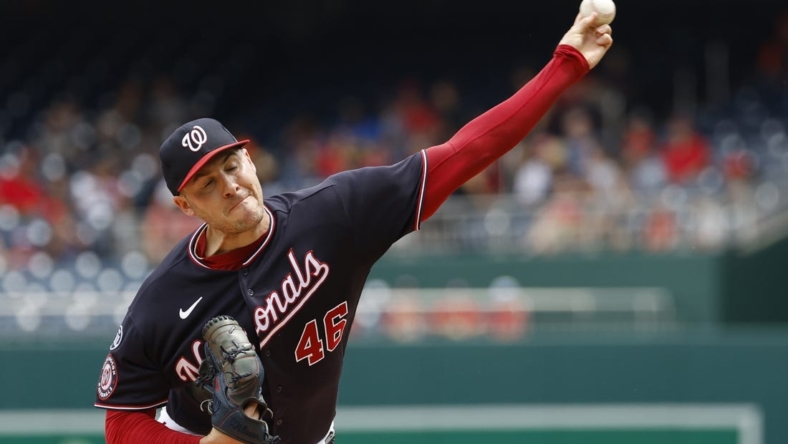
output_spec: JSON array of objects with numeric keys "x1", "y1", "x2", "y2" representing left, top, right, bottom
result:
[{"x1": 173, "y1": 195, "x2": 195, "y2": 217}]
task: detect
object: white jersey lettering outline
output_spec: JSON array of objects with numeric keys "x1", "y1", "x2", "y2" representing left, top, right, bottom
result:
[
  {"x1": 254, "y1": 249, "x2": 329, "y2": 347},
  {"x1": 175, "y1": 340, "x2": 204, "y2": 382}
]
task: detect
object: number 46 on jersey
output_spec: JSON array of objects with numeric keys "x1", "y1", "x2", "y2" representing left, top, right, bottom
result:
[{"x1": 295, "y1": 301, "x2": 349, "y2": 366}]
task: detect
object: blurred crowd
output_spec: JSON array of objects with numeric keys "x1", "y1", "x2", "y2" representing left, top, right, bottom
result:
[{"x1": 2, "y1": 11, "x2": 788, "y2": 280}]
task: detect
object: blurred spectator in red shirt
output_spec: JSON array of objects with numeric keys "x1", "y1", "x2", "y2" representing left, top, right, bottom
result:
[
  {"x1": 0, "y1": 150, "x2": 43, "y2": 214},
  {"x1": 661, "y1": 113, "x2": 711, "y2": 184}
]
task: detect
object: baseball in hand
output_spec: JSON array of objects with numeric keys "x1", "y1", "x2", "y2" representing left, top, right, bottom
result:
[{"x1": 579, "y1": 0, "x2": 616, "y2": 25}]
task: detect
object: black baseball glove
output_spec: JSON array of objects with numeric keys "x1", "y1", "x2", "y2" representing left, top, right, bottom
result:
[{"x1": 195, "y1": 315, "x2": 280, "y2": 444}]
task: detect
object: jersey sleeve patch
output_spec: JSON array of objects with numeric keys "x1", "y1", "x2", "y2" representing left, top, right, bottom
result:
[{"x1": 97, "y1": 354, "x2": 119, "y2": 401}]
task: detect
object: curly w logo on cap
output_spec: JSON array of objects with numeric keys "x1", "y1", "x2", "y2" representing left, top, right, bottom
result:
[{"x1": 182, "y1": 125, "x2": 208, "y2": 151}]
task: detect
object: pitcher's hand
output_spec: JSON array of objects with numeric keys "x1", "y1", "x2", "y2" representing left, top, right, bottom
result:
[{"x1": 558, "y1": 12, "x2": 614, "y2": 69}]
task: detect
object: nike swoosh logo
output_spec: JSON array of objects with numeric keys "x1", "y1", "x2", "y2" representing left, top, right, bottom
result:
[{"x1": 179, "y1": 297, "x2": 204, "y2": 319}]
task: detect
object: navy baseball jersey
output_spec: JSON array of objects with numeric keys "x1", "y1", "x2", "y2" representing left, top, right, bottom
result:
[{"x1": 95, "y1": 151, "x2": 427, "y2": 444}]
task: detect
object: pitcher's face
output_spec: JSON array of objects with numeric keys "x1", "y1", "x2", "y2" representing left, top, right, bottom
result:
[{"x1": 174, "y1": 148, "x2": 266, "y2": 234}]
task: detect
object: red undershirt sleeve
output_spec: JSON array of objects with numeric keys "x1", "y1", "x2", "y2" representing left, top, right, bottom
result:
[
  {"x1": 420, "y1": 44, "x2": 589, "y2": 221},
  {"x1": 105, "y1": 409, "x2": 201, "y2": 444}
]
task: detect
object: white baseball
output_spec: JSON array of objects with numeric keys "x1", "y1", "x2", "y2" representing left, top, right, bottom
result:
[{"x1": 579, "y1": 0, "x2": 616, "y2": 25}]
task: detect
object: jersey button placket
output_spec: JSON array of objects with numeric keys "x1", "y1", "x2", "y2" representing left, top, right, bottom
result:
[
  {"x1": 241, "y1": 268, "x2": 248, "y2": 276},
  {"x1": 276, "y1": 385, "x2": 283, "y2": 393},
  {"x1": 276, "y1": 419, "x2": 283, "y2": 426},
  {"x1": 247, "y1": 289, "x2": 254, "y2": 296}
]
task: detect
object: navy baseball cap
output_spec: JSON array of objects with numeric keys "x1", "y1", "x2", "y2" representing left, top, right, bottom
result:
[{"x1": 159, "y1": 118, "x2": 249, "y2": 195}]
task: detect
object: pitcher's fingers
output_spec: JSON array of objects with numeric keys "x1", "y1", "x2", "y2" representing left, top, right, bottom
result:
[
  {"x1": 595, "y1": 24, "x2": 612, "y2": 36},
  {"x1": 596, "y1": 34, "x2": 613, "y2": 47},
  {"x1": 576, "y1": 12, "x2": 598, "y2": 29}
]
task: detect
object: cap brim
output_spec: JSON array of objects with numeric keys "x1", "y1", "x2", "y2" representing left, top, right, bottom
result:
[{"x1": 177, "y1": 140, "x2": 250, "y2": 192}]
